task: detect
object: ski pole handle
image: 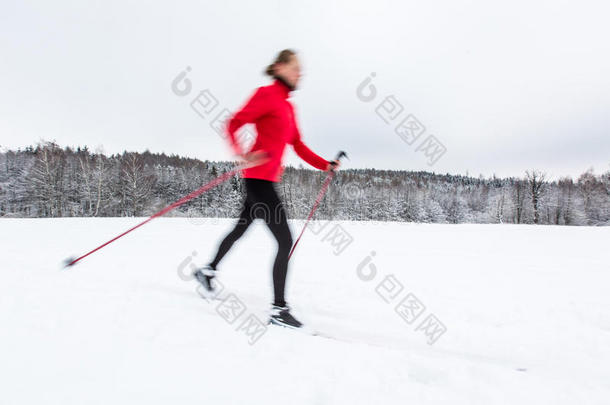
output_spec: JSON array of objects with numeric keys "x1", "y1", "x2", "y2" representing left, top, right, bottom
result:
[
  {"x1": 239, "y1": 150, "x2": 270, "y2": 168},
  {"x1": 289, "y1": 150, "x2": 347, "y2": 260},
  {"x1": 328, "y1": 150, "x2": 348, "y2": 172}
]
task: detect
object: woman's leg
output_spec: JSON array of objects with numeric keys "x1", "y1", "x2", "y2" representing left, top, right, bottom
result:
[
  {"x1": 209, "y1": 193, "x2": 254, "y2": 270},
  {"x1": 210, "y1": 178, "x2": 294, "y2": 307},
  {"x1": 250, "y1": 180, "x2": 293, "y2": 307},
  {"x1": 268, "y1": 201, "x2": 293, "y2": 307}
]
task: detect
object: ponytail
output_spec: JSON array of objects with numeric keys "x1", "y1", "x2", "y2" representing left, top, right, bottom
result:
[{"x1": 265, "y1": 49, "x2": 296, "y2": 77}]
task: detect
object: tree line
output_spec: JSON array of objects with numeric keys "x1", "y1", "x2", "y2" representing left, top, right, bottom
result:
[{"x1": 0, "y1": 141, "x2": 608, "y2": 226}]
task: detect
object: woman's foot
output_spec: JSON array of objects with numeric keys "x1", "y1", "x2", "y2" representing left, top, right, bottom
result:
[
  {"x1": 193, "y1": 265, "x2": 217, "y2": 298},
  {"x1": 269, "y1": 304, "x2": 303, "y2": 329}
]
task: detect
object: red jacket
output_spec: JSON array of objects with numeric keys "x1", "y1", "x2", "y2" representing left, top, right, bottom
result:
[{"x1": 226, "y1": 79, "x2": 329, "y2": 182}]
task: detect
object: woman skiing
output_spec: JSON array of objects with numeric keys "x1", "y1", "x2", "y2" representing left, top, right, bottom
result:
[{"x1": 194, "y1": 49, "x2": 341, "y2": 329}]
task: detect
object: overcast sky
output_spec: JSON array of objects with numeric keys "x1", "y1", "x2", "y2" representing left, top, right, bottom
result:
[{"x1": 1, "y1": 0, "x2": 609, "y2": 179}]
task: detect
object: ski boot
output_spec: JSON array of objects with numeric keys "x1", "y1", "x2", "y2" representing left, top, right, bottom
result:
[
  {"x1": 193, "y1": 265, "x2": 217, "y2": 299},
  {"x1": 269, "y1": 304, "x2": 303, "y2": 329}
]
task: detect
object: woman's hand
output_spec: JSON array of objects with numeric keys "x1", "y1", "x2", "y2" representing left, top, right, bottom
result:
[
  {"x1": 326, "y1": 159, "x2": 341, "y2": 172},
  {"x1": 238, "y1": 150, "x2": 270, "y2": 167}
]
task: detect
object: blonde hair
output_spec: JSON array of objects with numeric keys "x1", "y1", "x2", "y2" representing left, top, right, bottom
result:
[{"x1": 265, "y1": 49, "x2": 296, "y2": 76}]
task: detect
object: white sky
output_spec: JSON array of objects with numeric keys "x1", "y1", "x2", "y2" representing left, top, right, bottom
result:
[{"x1": 1, "y1": 0, "x2": 609, "y2": 179}]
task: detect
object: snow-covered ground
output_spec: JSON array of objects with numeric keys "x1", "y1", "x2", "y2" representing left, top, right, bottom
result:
[{"x1": 1, "y1": 217, "x2": 609, "y2": 404}]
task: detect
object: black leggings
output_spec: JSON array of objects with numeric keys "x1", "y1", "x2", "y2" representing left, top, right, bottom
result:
[{"x1": 209, "y1": 178, "x2": 293, "y2": 307}]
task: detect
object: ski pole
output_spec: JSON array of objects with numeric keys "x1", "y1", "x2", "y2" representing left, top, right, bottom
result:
[
  {"x1": 288, "y1": 151, "x2": 348, "y2": 260},
  {"x1": 64, "y1": 157, "x2": 266, "y2": 268}
]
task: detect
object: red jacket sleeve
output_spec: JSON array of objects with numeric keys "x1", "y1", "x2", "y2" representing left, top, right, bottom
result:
[
  {"x1": 291, "y1": 107, "x2": 329, "y2": 171},
  {"x1": 226, "y1": 87, "x2": 269, "y2": 156}
]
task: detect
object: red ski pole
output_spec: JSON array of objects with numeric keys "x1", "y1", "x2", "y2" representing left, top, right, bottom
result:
[
  {"x1": 288, "y1": 151, "x2": 347, "y2": 260},
  {"x1": 64, "y1": 158, "x2": 266, "y2": 268}
]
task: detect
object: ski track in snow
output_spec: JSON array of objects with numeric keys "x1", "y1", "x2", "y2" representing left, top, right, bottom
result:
[{"x1": 1, "y1": 217, "x2": 609, "y2": 404}]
